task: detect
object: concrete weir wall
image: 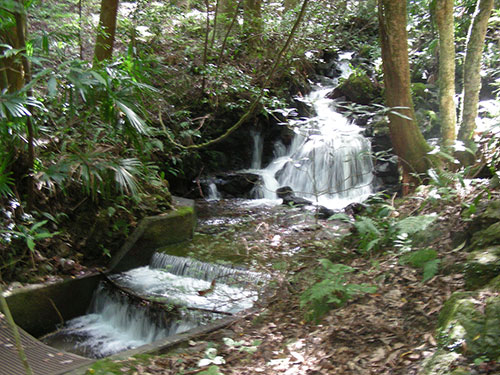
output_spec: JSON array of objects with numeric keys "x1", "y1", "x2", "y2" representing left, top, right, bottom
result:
[
  {"x1": 2, "y1": 197, "x2": 196, "y2": 338},
  {"x1": 4, "y1": 274, "x2": 103, "y2": 338},
  {"x1": 109, "y1": 196, "x2": 196, "y2": 272}
]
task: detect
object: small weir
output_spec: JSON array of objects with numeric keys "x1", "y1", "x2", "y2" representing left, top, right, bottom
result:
[{"x1": 42, "y1": 253, "x2": 263, "y2": 358}]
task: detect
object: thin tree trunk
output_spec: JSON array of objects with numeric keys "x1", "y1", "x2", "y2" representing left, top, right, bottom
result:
[
  {"x1": 78, "y1": 0, "x2": 83, "y2": 60},
  {"x1": 93, "y1": 0, "x2": 119, "y2": 63},
  {"x1": 435, "y1": 0, "x2": 456, "y2": 147},
  {"x1": 1, "y1": 25, "x2": 24, "y2": 92},
  {"x1": 458, "y1": 0, "x2": 494, "y2": 147},
  {"x1": 0, "y1": 283, "x2": 33, "y2": 375},
  {"x1": 202, "y1": 0, "x2": 210, "y2": 93},
  {"x1": 14, "y1": 1, "x2": 34, "y2": 211},
  {"x1": 210, "y1": 0, "x2": 220, "y2": 49},
  {"x1": 243, "y1": 0, "x2": 262, "y2": 49},
  {"x1": 218, "y1": 0, "x2": 243, "y2": 65},
  {"x1": 378, "y1": 0, "x2": 431, "y2": 188}
]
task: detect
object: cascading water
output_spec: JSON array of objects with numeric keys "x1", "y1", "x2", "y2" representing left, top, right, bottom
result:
[
  {"x1": 42, "y1": 254, "x2": 262, "y2": 358},
  {"x1": 250, "y1": 54, "x2": 374, "y2": 210}
]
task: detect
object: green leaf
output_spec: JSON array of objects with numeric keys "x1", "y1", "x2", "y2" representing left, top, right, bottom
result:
[
  {"x1": 422, "y1": 259, "x2": 440, "y2": 282},
  {"x1": 115, "y1": 101, "x2": 149, "y2": 135},
  {"x1": 30, "y1": 220, "x2": 48, "y2": 232},
  {"x1": 327, "y1": 213, "x2": 352, "y2": 222},
  {"x1": 198, "y1": 366, "x2": 222, "y2": 375},
  {"x1": 27, "y1": 238, "x2": 35, "y2": 252},
  {"x1": 395, "y1": 214, "x2": 437, "y2": 235},
  {"x1": 399, "y1": 248, "x2": 437, "y2": 268},
  {"x1": 48, "y1": 76, "x2": 57, "y2": 98}
]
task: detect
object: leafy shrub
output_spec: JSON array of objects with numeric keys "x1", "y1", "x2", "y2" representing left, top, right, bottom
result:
[{"x1": 300, "y1": 259, "x2": 376, "y2": 322}]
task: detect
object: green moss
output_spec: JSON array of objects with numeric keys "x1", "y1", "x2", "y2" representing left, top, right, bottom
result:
[
  {"x1": 436, "y1": 292, "x2": 500, "y2": 360},
  {"x1": 487, "y1": 275, "x2": 500, "y2": 291},
  {"x1": 421, "y1": 348, "x2": 461, "y2": 375},
  {"x1": 470, "y1": 223, "x2": 500, "y2": 249},
  {"x1": 464, "y1": 246, "x2": 500, "y2": 289}
]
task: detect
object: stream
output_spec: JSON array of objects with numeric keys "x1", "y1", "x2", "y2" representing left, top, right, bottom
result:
[{"x1": 42, "y1": 55, "x2": 375, "y2": 359}]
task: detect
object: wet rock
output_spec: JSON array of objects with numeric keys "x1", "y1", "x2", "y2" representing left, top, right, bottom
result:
[
  {"x1": 213, "y1": 172, "x2": 262, "y2": 198},
  {"x1": 344, "y1": 202, "x2": 367, "y2": 216},
  {"x1": 467, "y1": 199, "x2": 500, "y2": 237},
  {"x1": 420, "y1": 348, "x2": 461, "y2": 375},
  {"x1": 276, "y1": 186, "x2": 312, "y2": 207}
]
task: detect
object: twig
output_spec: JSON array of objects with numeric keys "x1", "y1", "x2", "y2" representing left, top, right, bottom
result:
[{"x1": 48, "y1": 297, "x2": 64, "y2": 325}]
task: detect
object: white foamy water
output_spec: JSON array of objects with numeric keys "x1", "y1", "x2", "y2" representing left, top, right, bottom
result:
[
  {"x1": 249, "y1": 83, "x2": 374, "y2": 210},
  {"x1": 43, "y1": 256, "x2": 261, "y2": 358},
  {"x1": 113, "y1": 266, "x2": 258, "y2": 313}
]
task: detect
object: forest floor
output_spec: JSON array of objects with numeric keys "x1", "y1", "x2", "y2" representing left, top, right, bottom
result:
[{"x1": 83, "y1": 181, "x2": 500, "y2": 375}]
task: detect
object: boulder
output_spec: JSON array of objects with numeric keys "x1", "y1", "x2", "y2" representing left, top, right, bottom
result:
[
  {"x1": 214, "y1": 172, "x2": 262, "y2": 198},
  {"x1": 464, "y1": 246, "x2": 500, "y2": 289},
  {"x1": 326, "y1": 71, "x2": 381, "y2": 105},
  {"x1": 276, "y1": 186, "x2": 312, "y2": 207}
]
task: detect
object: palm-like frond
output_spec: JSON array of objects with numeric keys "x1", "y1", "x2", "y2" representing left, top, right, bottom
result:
[
  {"x1": 115, "y1": 100, "x2": 150, "y2": 135},
  {"x1": 110, "y1": 158, "x2": 143, "y2": 196}
]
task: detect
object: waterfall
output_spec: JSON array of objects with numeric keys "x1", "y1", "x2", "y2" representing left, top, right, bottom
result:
[
  {"x1": 206, "y1": 182, "x2": 221, "y2": 201},
  {"x1": 250, "y1": 129, "x2": 264, "y2": 169},
  {"x1": 250, "y1": 74, "x2": 373, "y2": 209},
  {"x1": 150, "y1": 253, "x2": 264, "y2": 283},
  {"x1": 43, "y1": 254, "x2": 261, "y2": 358}
]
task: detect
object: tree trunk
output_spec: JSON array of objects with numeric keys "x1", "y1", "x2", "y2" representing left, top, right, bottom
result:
[
  {"x1": 14, "y1": 1, "x2": 34, "y2": 210},
  {"x1": 435, "y1": 0, "x2": 456, "y2": 147},
  {"x1": 378, "y1": 0, "x2": 431, "y2": 186},
  {"x1": 457, "y1": 0, "x2": 494, "y2": 147},
  {"x1": 243, "y1": 0, "x2": 262, "y2": 49},
  {"x1": 0, "y1": 25, "x2": 24, "y2": 92},
  {"x1": 93, "y1": 0, "x2": 119, "y2": 63}
]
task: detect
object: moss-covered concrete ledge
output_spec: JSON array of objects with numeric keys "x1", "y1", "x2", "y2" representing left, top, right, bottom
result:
[
  {"x1": 109, "y1": 196, "x2": 196, "y2": 273},
  {"x1": 2, "y1": 273, "x2": 103, "y2": 337}
]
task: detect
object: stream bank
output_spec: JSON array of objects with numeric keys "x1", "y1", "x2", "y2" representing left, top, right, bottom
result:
[{"x1": 78, "y1": 180, "x2": 500, "y2": 375}]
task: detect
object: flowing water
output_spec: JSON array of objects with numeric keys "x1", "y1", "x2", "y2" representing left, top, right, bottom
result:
[
  {"x1": 43, "y1": 54, "x2": 374, "y2": 359},
  {"x1": 42, "y1": 254, "x2": 262, "y2": 358},
  {"x1": 249, "y1": 89, "x2": 373, "y2": 209},
  {"x1": 247, "y1": 54, "x2": 374, "y2": 210}
]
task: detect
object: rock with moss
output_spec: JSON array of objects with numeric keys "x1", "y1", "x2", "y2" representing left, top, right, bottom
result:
[
  {"x1": 422, "y1": 290, "x2": 500, "y2": 374},
  {"x1": 464, "y1": 246, "x2": 500, "y2": 289},
  {"x1": 420, "y1": 348, "x2": 461, "y2": 375},
  {"x1": 470, "y1": 222, "x2": 500, "y2": 249},
  {"x1": 468, "y1": 200, "x2": 500, "y2": 234},
  {"x1": 326, "y1": 70, "x2": 381, "y2": 105},
  {"x1": 438, "y1": 291, "x2": 500, "y2": 360}
]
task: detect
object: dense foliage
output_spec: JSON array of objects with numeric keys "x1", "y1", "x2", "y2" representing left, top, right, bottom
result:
[{"x1": 0, "y1": 0, "x2": 498, "y2": 282}]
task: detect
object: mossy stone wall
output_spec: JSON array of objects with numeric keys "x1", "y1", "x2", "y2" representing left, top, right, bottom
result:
[{"x1": 110, "y1": 197, "x2": 196, "y2": 272}]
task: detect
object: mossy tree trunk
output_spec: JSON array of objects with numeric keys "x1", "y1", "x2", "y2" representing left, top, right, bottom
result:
[
  {"x1": 93, "y1": 0, "x2": 119, "y2": 63},
  {"x1": 435, "y1": 0, "x2": 457, "y2": 147},
  {"x1": 377, "y1": 0, "x2": 432, "y2": 189},
  {"x1": 457, "y1": 0, "x2": 494, "y2": 148}
]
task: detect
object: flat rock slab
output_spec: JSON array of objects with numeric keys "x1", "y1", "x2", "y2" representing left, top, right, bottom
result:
[{"x1": 0, "y1": 314, "x2": 92, "y2": 375}]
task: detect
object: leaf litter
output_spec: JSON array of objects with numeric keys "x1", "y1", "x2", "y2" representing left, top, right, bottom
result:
[{"x1": 86, "y1": 184, "x2": 500, "y2": 375}]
